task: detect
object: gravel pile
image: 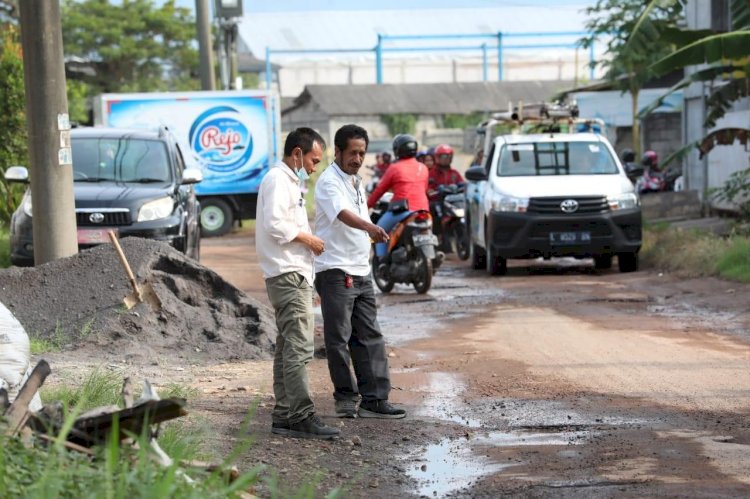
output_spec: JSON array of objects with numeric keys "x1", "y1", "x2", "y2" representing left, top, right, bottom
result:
[{"x1": 0, "y1": 238, "x2": 276, "y2": 363}]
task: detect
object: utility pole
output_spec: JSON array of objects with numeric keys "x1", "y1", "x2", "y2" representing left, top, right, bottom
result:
[
  {"x1": 18, "y1": 0, "x2": 78, "y2": 265},
  {"x1": 214, "y1": 0, "x2": 242, "y2": 90},
  {"x1": 195, "y1": 0, "x2": 216, "y2": 90}
]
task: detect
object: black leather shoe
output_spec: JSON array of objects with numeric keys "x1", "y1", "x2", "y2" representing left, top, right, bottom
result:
[
  {"x1": 358, "y1": 400, "x2": 406, "y2": 419},
  {"x1": 288, "y1": 414, "x2": 340, "y2": 440}
]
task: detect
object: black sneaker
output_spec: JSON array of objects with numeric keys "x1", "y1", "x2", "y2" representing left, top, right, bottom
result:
[
  {"x1": 288, "y1": 414, "x2": 340, "y2": 440},
  {"x1": 335, "y1": 399, "x2": 358, "y2": 418},
  {"x1": 271, "y1": 421, "x2": 290, "y2": 435},
  {"x1": 358, "y1": 400, "x2": 406, "y2": 419}
]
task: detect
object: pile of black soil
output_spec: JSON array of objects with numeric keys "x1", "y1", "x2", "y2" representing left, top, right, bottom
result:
[{"x1": 0, "y1": 238, "x2": 276, "y2": 363}]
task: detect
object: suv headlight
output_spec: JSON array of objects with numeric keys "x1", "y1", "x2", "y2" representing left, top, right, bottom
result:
[
  {"x1": 22, "y1": 193, "x2": 32, "y2": 217},
  {"x1": 490, "y1": 192, "x2": 528, "y2": 213},
  {"x1": 607, "y1": 193, "x2": 639, "y2": 210},
  {"x1": 137, "y1": 197, "x2": 174, "y2": 222}
]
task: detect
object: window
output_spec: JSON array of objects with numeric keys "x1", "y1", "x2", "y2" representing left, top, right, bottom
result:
[{"x1": 496, "y1": 141, "x2": 618, "y2": 177}]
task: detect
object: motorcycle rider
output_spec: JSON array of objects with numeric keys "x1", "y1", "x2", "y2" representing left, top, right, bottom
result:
[
  {"x1": 637, "y1": 150, "x2": 666, "y2": 194},
  {"x1": 428, "y1": 144, "x2": 464, "y2": 239},
  {"x1": 366, "y1": 134, "x2": 430, "y2": 260}
]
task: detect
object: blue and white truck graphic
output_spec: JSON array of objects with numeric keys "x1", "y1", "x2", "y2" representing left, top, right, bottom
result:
[{"x1": 94, "y1": 90, "x2": 281, "y2": 236}]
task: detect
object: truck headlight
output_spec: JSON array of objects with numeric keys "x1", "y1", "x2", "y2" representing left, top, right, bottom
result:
[
  {"x1": 607, "y1": 193, "x2": 639, "y2": 210},
  {"x1": 137, "y1": 197, "x2": 174, "y2": 222},
  {"x1": 22, "y1": 193, "x2": 32, "y2": 217},
  {"x1": 491, "y1": 192, "x2": 528, "y2": 213}
]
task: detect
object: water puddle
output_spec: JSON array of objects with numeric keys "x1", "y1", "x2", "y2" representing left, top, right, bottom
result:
[
  {"x1": 407, "y1": 429, "x2": 592, "y2": 497},
  {"x1": 407, "y1": 435, "x2": 511, "y2": 497}
]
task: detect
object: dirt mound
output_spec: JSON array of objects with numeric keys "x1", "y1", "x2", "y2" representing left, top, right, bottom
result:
[{"x1": 0, "y1": 238, "x2": 276, "y2": 363}]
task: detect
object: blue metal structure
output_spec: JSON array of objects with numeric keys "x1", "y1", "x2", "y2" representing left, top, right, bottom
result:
[{"x1": 264, "y1": 30, "x2": 593, "y2": 89}]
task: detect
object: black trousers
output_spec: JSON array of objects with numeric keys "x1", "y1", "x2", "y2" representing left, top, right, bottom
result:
[{"x1": 315, "y1": 269, "x2": 391, "y2": 402}]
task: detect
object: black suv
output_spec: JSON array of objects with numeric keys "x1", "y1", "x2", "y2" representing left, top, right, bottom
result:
[{"x1": 5, "y1": 127, "x2": 202, "y2": 266}]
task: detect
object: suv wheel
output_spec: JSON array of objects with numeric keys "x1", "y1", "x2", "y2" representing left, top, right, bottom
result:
[{"x1": 617, "y1": 252, "x2": 639, "y2": 273}]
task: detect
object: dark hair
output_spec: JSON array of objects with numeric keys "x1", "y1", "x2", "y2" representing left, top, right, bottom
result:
[
  {"x1": 334, "y1": 124, "x2": 369, "y2": 152},
  {"x1": 284, "y1": 127, "x2": 326, "y2": 156}
]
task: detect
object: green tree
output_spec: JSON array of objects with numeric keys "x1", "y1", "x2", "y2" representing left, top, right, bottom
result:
[
  {"x1": 579, "y1": 0, "x2": 683, "y2": 158},
  {"x1": 61, "y1": 0, "x2": 199, "y2": 94},
  {"x1": 381, "y1": 113, "x2": 417, "y2": 135},
  {"x1": 0, "y1": 26, "x2": 26, "y2": 225}
]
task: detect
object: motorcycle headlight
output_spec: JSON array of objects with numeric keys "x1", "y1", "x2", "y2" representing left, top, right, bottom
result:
[
  {"x1": 490, "y1": 192, "x2": 528, "y2": 213},
  {"x1": 137, "y1": 197, "x2": 174, "y2": 222},
  {"x1": 22, "y1": 193, "x2": 32, "y2": 217},
  {"x1": 607, "y1": 193, "x2": 639, "y2": 211}
]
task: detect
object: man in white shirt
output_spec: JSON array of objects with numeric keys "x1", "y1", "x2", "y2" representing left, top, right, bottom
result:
[
  {"x1": 256, "y1": 127, "x2": 340, "y2": 440},
  {"x1": 314, "y1": 124, "x2": 407, "y2": 420}
]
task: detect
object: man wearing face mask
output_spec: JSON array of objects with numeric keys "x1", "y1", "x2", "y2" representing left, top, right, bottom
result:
[
  {"x1": 314, "y1": 124, "x2": 406, "y2": 420},
  {"x1": 255, "y1": 127, "x2": 340, "y2": 440}
]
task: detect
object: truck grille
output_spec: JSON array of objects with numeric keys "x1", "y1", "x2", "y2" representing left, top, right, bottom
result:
[
  {"x1": 76, "y1": 210, "x2": 132, "y2": 226},
  {"x1": 528, "y1": 196, "x2": 609, "y2": 214}
]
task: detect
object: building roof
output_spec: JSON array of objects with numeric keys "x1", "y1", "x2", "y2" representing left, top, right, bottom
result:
[{"x1": 283, "y1": 81, "x2": 575, "y2": 116}]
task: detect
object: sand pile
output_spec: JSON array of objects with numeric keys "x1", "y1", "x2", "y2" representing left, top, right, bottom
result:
[{"x1": 0, "y1": 238, "x2": 276, "y2": 363}]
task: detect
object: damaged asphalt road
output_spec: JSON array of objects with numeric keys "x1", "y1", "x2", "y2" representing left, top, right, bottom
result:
[{"x1": 36, "y1": 233, "x2": 750, "y2": 497}]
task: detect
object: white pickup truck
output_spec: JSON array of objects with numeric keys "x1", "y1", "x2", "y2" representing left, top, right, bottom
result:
[{"x1": 465, "y1": 127, "x2": 642, "y2": 275}]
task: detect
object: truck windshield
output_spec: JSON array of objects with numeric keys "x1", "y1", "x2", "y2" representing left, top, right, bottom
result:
[
  {"x1": 496, "y1": 141, "x2": 618, "y2": 177},
  {"x1": 72, "y1": 138, "x2": 171, "y2": 183}
]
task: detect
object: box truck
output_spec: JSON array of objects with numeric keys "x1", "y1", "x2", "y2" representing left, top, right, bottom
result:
[{"x1": 94, "y1": 90, "x2": 281, "y2": 236}]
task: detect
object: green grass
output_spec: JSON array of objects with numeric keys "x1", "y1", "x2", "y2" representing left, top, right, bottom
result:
[
  {"x1": 716, "y1": 238, "x2": 750, "y2": 282},
  {"x1": 30, "y1": 338, "x2": 61, "y2": 355},
  {"x1": 0, "y1": 225, "x2": 10, "y2": 268},
  {"x1": 641, "y1": 224, "x2": 750, "y2": 283}
]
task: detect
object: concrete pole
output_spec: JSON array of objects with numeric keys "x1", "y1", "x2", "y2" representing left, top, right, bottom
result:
[
  {"x1": 18, "y1": 0, "x2": 78, "y2": 265},
  {"x1": 195, "y1": 0, "x2": 216, "y2": 90}
]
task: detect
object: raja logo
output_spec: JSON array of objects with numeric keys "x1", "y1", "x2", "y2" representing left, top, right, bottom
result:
[{"x1": 188, "y1": 106, "x2": 253, "y2": 172}]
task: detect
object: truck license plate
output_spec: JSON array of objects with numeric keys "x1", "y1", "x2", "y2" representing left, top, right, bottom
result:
[
  {"x1": 549, "y1": 231, "x2": 591, "y2": 245},
  {"x1": 77, "y1": 228, "x2": 114, "y2": 245}
]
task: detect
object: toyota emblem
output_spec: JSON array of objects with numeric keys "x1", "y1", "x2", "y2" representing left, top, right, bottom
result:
[
  {"x1": 89, "y1": 212, "x2": 105, "y2": 224},
  {"x1": 560, "y1": 199, "x2": 579, "y2": 213}
]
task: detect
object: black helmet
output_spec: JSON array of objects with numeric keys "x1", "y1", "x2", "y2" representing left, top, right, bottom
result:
[{"x1": 392, "y1": 134, "x2": 418, "y2": 159}]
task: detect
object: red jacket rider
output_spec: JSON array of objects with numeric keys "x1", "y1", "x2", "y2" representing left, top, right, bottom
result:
[
  {"x1": 428, "y1": 144, "x2": 464, "y2": 201},
  {"x1": 367, "y1": 156, "x2": 429, "y2": 212}
]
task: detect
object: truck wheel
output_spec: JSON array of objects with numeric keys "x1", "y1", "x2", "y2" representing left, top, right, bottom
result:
[
  {"x1": 593, "y1": 254, "x2": 612, "y2": 270},
  {"x1": 617, "y1": 252, "x2": 639, "y2": 273},
  {"x1": 471, "y1": 243, "x2": 486, "y2": 270},
  {"x1": 200, "y1": 198, "x2": 233, "y2": 237}
]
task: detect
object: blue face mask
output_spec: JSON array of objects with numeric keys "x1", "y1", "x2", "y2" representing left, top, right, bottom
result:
[{"x1": 295, "y1": 151, "x2": 309, "y2": 182}]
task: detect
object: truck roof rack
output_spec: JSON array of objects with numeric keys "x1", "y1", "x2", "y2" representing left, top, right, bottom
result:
[{"x1": 476, "y1": 101, "x2": 606, "y2": 156}]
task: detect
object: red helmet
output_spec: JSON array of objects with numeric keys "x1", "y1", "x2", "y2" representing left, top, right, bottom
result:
[
  {"x1": 642, "y1": 150, "x2": 658, "y2": 168},
  {"x1": 434, "y1": 144, "x2": 454, "y2": 157}
]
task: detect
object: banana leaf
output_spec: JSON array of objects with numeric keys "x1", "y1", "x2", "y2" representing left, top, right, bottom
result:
[{"x1": 651, "y1": 31, "x2": 750, "y2": 75}]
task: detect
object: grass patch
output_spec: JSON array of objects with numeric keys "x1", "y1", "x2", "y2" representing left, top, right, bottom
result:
[
  {"x1": 641, "y1": 224, "x2": 750, "y2": 283},
  {"x1": 30, "y1": 337, "x2": 61, "y2": 355},
  {"x1": 0, "y1": 225, "x2": 10, "y2": 268}
]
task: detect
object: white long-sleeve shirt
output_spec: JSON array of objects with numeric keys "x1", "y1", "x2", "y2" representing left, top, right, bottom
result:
[
  {"x1": 314, "y1": 162, "x2": 371, "y2": 276},
  {"x1": 255, "y1": 161, "x2": 314, "y2": 284}
]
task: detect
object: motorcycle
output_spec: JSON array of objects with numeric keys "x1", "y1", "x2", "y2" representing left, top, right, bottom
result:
[
  {"x1": 635, "y1": 167, "x2": 667, "y2": 194},
  {"x1": 437, "y1": 184, "x2": 470, "y2": 260},
  {"x1": 370, "y1": 194, "x2": 443, "y2": 294}
]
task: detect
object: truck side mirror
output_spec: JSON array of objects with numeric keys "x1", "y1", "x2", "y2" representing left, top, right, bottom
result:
[
  {"x1": 4, "y1": 166, "x2": 29, "y2": 184},
  {"x1": 465, "y1": 165, "x2": 488, "y2": 182}
]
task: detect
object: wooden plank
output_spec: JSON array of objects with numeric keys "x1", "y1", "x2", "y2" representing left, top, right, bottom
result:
[{"x1": 4, "y1": 360, "x2": 51, "y2": 436}]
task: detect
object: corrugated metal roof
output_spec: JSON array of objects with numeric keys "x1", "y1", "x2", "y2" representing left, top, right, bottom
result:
[
  {"x1": 238, "y1": 6, "x2": 588, "y2": 59},
  {"x1": 284, "y1": 81, "x2": 574, "y2": 116}
]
